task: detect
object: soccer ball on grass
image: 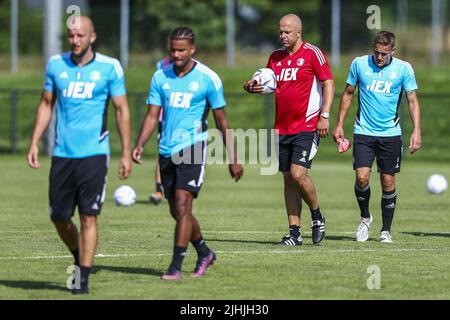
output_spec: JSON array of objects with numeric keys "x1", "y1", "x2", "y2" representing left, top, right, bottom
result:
[
  {"x1": 426, "y1": 174, "x2": 447, "y2": 194},
  {"x1": 113, "y1": 185, "x2": 137, "y2": 206}
]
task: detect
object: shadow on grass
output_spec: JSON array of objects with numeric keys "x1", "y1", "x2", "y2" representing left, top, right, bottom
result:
[
  {"x1": 400, "y1": 231, "x2": 450, "y2": 238},
  {"x1": 94, "y1": 265, "x2": 161, "y2": 277},
  {"x1": 0, "y1": 280, "x2": 67, "y2": 292},
  {"x1": 207, "y1": 238, "x2": 278, "y2": 245},
  {"x1": 208, "y1": 234, "x2": 367, "y2": 245}
]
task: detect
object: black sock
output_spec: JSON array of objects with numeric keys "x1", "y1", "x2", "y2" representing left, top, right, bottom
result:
[
  {"x1": 355, "y1": 183, "x2": 371, "y2": 218},
  {"x1": 79, "y1": 266, "x2": 91, "y2": 288},
  {"x1": 191, "y1": 236, "x2": 210, "y2": 258},
  {"x1": 310, "y1": 207, "x2": 323, "y2": 221},
  {"x1": 381, "y1": 189, "x2": 397, "y2": 232},
  {"x1": 289, "y1": 225, "x2": 301, "y2": 238},
  {"x1": 156, "y1": 182, "x2": 163, "y2": 193},
  {"x1": 169, "y1": 246, "x2": 187, "y2": 271},
  {"x1": 71, "y1": 249, "x2": 79, "y2": 266}
]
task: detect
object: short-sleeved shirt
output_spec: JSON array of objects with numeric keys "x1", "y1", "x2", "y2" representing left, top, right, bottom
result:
[
  {"x1": 43, "y1": 52, "x2": 126, "y2": 158},
  {"x1": 346, "y1": 55, "x2": 418, "y2": 137},
  {"x1": 266, "y1": 42, "x2": 333, "y2": 135},
  {"x1": 146, "y1": 60, "x2": 226, "y2": 157}
]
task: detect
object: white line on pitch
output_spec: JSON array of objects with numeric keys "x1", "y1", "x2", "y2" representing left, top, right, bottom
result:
[{"x1": 0, "y1": 248, "x2": 447, "y2": 261}]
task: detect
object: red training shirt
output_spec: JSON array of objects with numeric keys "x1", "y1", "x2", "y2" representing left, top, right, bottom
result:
[{"x1": 266, "y1": 41, "x2": 333, "y2": 134}]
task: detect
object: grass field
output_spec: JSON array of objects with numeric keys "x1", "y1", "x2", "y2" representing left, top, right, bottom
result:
[{"x1": 0, "y1": 155, "x2": 449, "y2": 300}]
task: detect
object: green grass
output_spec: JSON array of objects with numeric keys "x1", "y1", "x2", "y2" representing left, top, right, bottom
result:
[{"x1": 0, "y1": 155, "x2": 449, "y2": 299}]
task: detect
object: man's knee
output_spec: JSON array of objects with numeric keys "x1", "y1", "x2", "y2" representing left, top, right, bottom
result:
[
  {"x1": 356, "y1": 170, "x2": 370, "y2": 187},
  {"x1": 80, "y1": 215, "x2": 97, "y2": 228},
  {"x1": 289, "y1": 168, "x2": 309, "y2": 187},
  {"x1": 381, "y1": 174, "x2": 395, "y2": 191},
  {"x1": 175, "y1": 190, "x2": 193, "y2": 218}
]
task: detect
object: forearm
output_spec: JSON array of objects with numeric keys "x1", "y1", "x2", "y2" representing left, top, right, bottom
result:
[
  {"x1": 135, "y1": 113, "x2": 158, "y2": 149},
  {"x1": 115, "y1": 107, "x2": 132, "y2": 157},
  {"x1": 335, "y1": 93, "x2": 353, "y2": 127},
  {"x1": 408, "y1": 100, "x2": 421, "y2": 133},
  {"x1": 217, "y1": 120, "x2": 237, "y2": 164},
  {"x1": 30, "y1": 103, "x2": 53, "y2": 147},
  {"x1": 321, "y1": 80, "x2": 335, "y2": 113}
]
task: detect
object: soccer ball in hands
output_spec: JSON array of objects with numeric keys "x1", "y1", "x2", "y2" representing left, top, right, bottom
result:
[
  {"x1": 113, "y1": 185, "x2": 137, "y2": 206},
  {"x1": 252, "y1": 68, "x2": 276, "y2": 95},
  {"x1": 426, "y1": 174, "x2": 448, "y2": 194}
]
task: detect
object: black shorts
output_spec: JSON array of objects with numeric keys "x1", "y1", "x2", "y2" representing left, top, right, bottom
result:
[
  {"x1": 277, "y1": 132, "x2": 319, "y2": 171},
  {"x1": 159, "y1": 142, "x2": 206, "y2": 199},
  {"x1": 49, "y1": 155, "x2": 108, "y2": 221},
  {"x1": 353, "y1": 134, "x2": 403, "y2": 173},
  {"x1": 157, "y1": 121, "x2": 162, "y2": 142}
]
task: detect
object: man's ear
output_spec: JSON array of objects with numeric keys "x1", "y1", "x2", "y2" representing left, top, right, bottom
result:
[
  {"x1": 391, "y1": 46, "x2": 397, "y2": 55},
  {"x1": 90, "y1": 32, "x2": 97, "y2": 45}
]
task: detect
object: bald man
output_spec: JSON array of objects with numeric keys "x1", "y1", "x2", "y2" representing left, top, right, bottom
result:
[
  {"x1": 243, "y1": 14, "x2": 335, "y2": 245},
  {"x1": 28, "y1": 16, "x2": 132, "y2": 294}
]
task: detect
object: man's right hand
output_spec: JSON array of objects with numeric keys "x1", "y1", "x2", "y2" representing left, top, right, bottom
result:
[
  {"x1": 243, "y1": 80, "x2": 264, "y2": 94},
  {"x1": 132, "y1": 146, "x2": 144, "y2": 164},
  {"x1": 27, "y1": 145, "x2": 40, "y2": 169},
  {"x1": 332, "y1": 125, "x2": 345, "y2": 143}
]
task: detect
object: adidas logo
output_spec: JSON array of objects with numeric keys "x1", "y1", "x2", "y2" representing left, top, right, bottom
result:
[
  {"x1": 188, "y1": 180, "x2": 197, "y2": 187},
  {"x1": 276, "y1": 61, "x2": 282, "y2": 66},
  {"x1": 365, "y1": 70, "x2": 371, "y2": 76},
  {"x1": 163, "y1": 83, "x2": 170, "y2": 90},
  {"x1": 92, "y1": 203, "x2": 99, "y2": 210},
  {"x1": 59, "y1": 71, "x2": 69, "y2": 79},
  {"x1": 385, "y1": 203, "x2": 395, "y2": 209},
  {"x1": 299, "y1": 157, "x2": 306, "y2": 163}
]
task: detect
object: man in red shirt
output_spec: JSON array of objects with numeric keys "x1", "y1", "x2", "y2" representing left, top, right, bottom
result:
[{"x1": 244, "y1": 13, "x2": 335, "y2": 245}]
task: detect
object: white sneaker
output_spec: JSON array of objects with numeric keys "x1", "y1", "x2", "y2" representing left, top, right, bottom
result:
[
  {"x1": 356, "y1": 214, "x2": 373, "y2": 242},
  {"x1": 380, "y1": 231, "x2": 393, "y2": 243}
]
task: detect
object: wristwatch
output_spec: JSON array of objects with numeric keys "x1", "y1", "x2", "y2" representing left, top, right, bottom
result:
[{"x1": 320, "y1": 112, "x2": 330, "y2": 119}]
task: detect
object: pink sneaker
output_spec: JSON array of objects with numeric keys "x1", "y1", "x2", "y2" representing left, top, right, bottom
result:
[
  {"x1": 192, "y1": 250, "x2": 216, "y2": 277},
  {"x1": 338, "y1": 138, "x2": 351, "y2": 153},
  {"x1": 160, "y1": 267, "x2": 182, "y2": 281}
]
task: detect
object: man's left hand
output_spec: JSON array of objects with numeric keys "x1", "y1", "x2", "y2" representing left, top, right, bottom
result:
[
  {"x1": 229, "y1": 163, "x2": 244, "y2": 182},
  {"x1": 316, "y1": 118, "x2": 329, "y2": 138}
]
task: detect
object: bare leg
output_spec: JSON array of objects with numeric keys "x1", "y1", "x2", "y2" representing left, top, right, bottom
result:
[
  {"x1": 290, "y1": 164, "x2": 318, "y2": 210},
  {"x1": 53, "y1": 220, "x2": 79, "y2": 251},
  {"x1": 282, "y1": 172, "x2": 302, "y2": 226},
  {"x1": 79, "y1": 215, "x2": 98, "y2": 267}
]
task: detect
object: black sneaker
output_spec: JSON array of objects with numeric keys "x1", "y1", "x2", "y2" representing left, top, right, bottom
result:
[
  {"x1": 311, "y1": 217, "x2": 325, "y2": 244},
  {"x1": 278, "y1": 234, "x2": 302, "y2": 246},
  {"x1": 71, "y1": 283, "x2": 89, "y2": 294}
]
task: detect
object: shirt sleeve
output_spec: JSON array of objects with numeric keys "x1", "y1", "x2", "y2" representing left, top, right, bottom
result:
[
  {"x1": 402, "y1": 62, "x2": 418, "y2": 92},
  {"x1": 43, "y1": 60, "x2": 56, "y2": 93},
  {"x1": 146, "y1": 72, "x2": 162, "y2": 106},
  {"x1": 206, "y1": 74, "x2": 226, "y2": 109},
  {"x1": 109, "y1": 61, "x2": 127, "y2": 97},
  {"x1": 310, "y1": 47, "x2": 333, "y2": 82},
  {"x1": 346, "y1": 58, "x2": 359, "y2": 87}
]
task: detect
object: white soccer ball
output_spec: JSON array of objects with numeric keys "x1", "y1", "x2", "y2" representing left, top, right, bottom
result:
[
  {"x1": 113, "y1": 185, "x2": 137, "y2": 207},
  {"x1": 252, "y1": 68, "x2": 276, "y2": 95},
  {"x1": 426, "y1": 174, "x2": 448, "y2": 194}
]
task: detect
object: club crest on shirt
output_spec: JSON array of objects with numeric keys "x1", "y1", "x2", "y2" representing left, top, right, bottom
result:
[
  {"x1": 189, "y1": 81, "x2": 199, "y2": 92},
  {"x1": 389, "y1": 72, "x2": 397, "y2": 79},
  {"x1": 297, "y1": 58, "x2": 304, "y2": 66},
  {"x1": 89, "y1": 71, "x2": 101, "y2": 81}
]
